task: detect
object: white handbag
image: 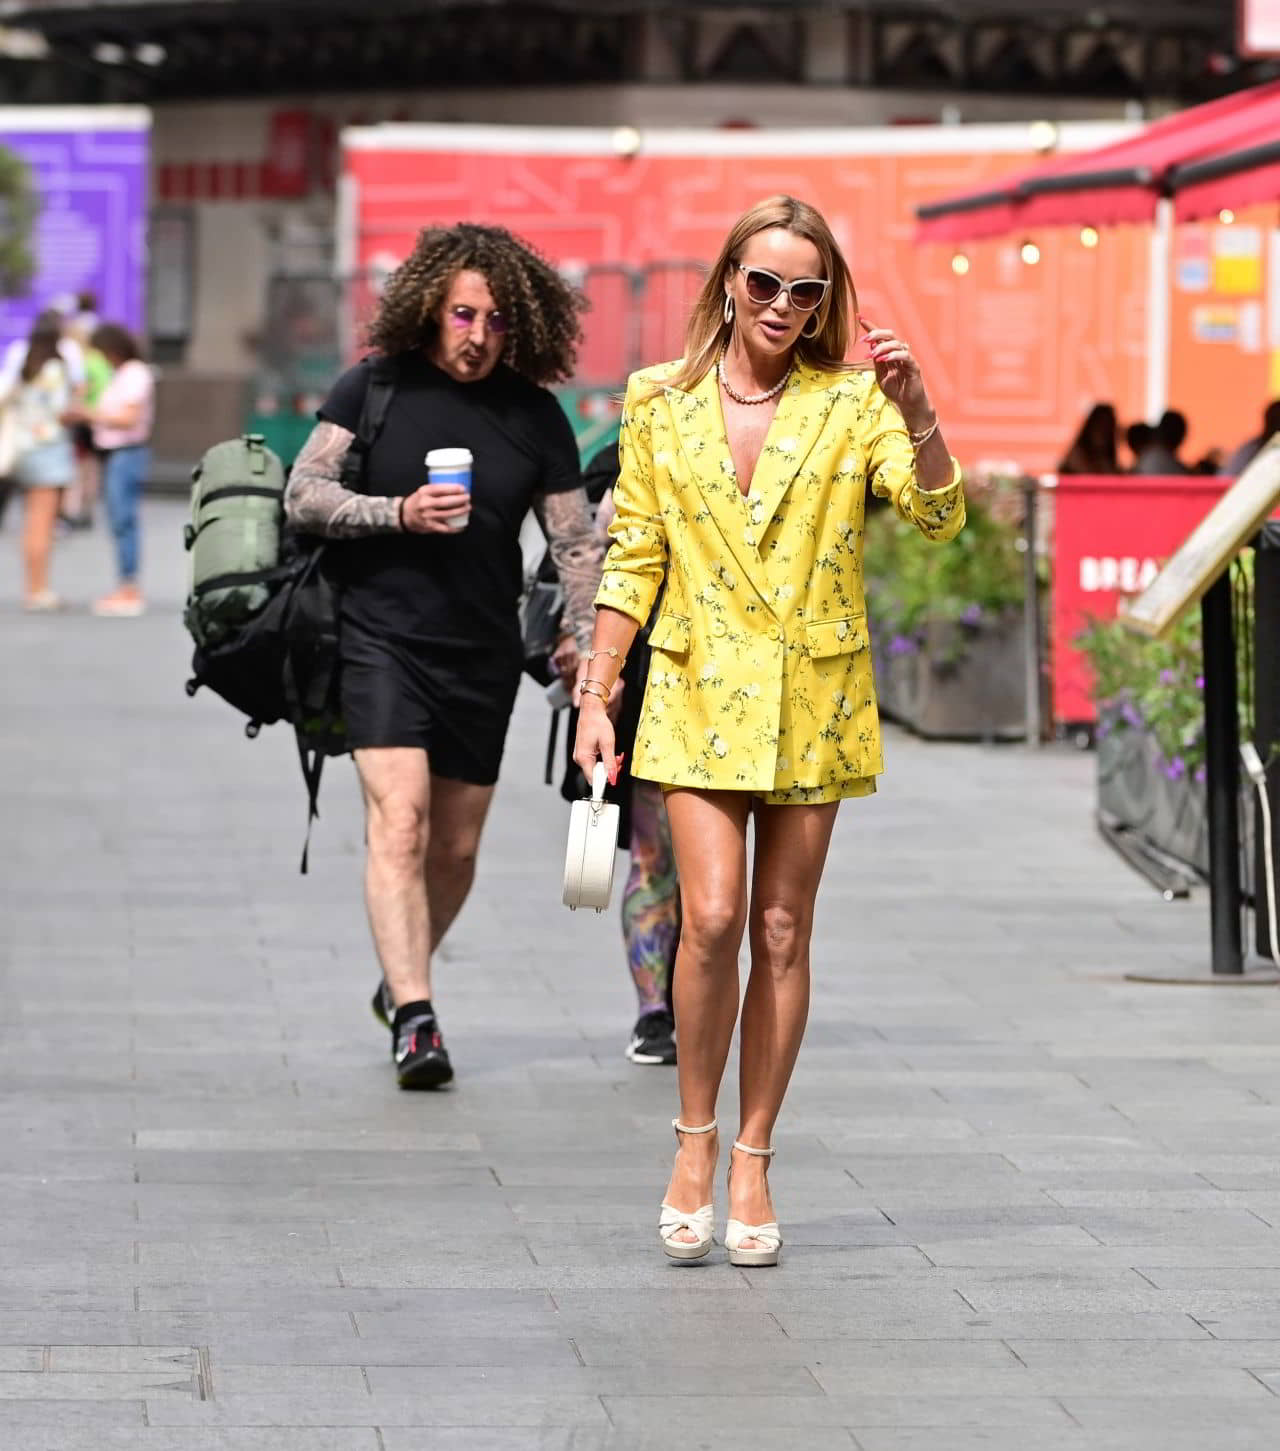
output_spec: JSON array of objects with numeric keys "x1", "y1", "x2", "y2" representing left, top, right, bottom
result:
[{"x1": 562, "y1": 761, "x2": 620, "y2": 912}]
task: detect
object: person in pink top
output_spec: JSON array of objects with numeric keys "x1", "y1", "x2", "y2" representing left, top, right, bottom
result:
[{"x1": 82, "y1": 324, "x2": 154, "y2": 617}]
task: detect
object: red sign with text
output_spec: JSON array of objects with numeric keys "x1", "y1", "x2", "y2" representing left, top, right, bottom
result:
[{"x1": 1052, "y1": 475, "x2": 1232, "y2": 725}]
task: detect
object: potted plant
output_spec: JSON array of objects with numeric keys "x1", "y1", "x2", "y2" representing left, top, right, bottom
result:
[
  {"x1": 865, "y1": 481, "x2": 1029, "y2": 738},
  {"x1": 1076, "y1": 572, "x2": 1257, "y2": 879}
]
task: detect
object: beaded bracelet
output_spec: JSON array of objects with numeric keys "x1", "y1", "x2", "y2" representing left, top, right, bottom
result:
[{"x1": 909, "y1": 417, "x2": 940, "y2": 450}]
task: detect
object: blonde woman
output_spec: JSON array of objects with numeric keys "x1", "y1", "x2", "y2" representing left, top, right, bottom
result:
[{"x1": 573, "y1": 195, "x2": 965, "y2": 1266}]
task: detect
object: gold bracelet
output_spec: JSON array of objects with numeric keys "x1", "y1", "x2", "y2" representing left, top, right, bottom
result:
[
  {"x1": 579, "y1": 680, "x2": 611, "y2": 705},
  {"x1": 585, "y1": 647, "x2": 625, "y2": 665}
]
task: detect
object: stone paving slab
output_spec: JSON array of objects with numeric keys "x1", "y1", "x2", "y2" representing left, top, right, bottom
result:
[{"x1": 6, "y1": 501, "x2": 1280, "y2": 1446}]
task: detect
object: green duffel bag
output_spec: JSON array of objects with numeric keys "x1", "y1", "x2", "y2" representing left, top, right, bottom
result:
[{"x1": 183, "y1": 433, "x2": 287, "y2": 648}]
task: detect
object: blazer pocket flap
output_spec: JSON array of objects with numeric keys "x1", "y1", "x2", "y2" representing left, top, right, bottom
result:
[
  {"x1": 649, "y1": 613, "x2": 691, "y2": 655},
  {"x1": 805, "y1": 615, "x2": 868, "y2": 658}
]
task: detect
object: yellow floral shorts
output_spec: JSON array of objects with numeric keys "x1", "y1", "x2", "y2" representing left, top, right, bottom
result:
[
  {"x1": 658, "y1": 777, "x2": 877, "y2": 806},
  {"x1": 753, "y1": 776, "x2": 877, "y2": 806}
]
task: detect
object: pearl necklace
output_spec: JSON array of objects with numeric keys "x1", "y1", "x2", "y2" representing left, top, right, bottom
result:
[{"x1": 717, "y1": 351, "x2": 792, "y2": 405}]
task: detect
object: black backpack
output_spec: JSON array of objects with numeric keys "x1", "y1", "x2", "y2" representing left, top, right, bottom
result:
[{"x1": 184, "y1": 358, "x2": 398, "y2": 870}]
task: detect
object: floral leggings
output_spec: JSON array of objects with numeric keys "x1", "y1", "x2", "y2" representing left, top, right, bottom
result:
[{"x1": 622, "y1": 779, "x2": 680, "y2": 1013}]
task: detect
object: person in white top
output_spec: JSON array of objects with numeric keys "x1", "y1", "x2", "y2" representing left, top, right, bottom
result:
[
  {"x1": 0, "y1": 311, "x2": 79, "y2": 610},
  {"x1": 76, "y1": 324, "x2": 154, "y2": 617}
]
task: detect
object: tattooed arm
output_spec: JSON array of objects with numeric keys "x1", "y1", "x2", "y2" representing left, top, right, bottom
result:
[
  {"x1": 283, "y1": 421, "x2": 403, "y2": 538},
  {"x1": 534, "y1": 486, "x2": 605, "y2": 651}
]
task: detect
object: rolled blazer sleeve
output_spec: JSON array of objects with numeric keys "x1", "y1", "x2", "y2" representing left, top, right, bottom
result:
[
  {"x1": 593, "y1": 373, "x2": 668, "y2": 627},
  {"x1": 865, "y1": 386, "x2": 965, "y2": 543}
]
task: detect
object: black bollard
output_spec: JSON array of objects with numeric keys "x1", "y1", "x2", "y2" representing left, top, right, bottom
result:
[{"x1": 1201, "y1": 571, "x2": 1243, "y2": 975}]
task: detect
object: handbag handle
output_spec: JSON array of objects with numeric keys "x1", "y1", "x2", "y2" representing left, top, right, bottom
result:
[{"x1": 591, "y1": 760, "x2": 608, "y2": 804}]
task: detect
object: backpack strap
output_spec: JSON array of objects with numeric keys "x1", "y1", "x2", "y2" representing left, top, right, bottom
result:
[
  {"x1": 544, "y1": 707, "x2": 562, "y2": 786},
  {"x1": 339, "y1": 356, "x2": 398, "y2": 490},
  {"x1": 295, "y1": 730, "x2": 326, "y2": 875}
]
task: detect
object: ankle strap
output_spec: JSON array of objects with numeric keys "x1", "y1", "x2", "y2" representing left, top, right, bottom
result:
[
  {"x1": 732, "y1": 1140, "x2": 775, "y2": 1157},
  {"x1": 672, "y1": 1117, "x2": 718, "y2": 1136}
]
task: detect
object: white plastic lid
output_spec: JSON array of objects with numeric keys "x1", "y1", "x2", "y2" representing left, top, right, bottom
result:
[{"x1": 425, "y1": 447, "x2": 473, "y2": 466}]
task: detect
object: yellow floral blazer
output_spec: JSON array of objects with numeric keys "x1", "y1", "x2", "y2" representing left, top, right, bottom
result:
[{"x1": 594, "y1": 359, "x2": 966, "y2": 794}]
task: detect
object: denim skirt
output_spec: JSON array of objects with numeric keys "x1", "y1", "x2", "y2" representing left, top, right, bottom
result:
[{"x1": 12, "y1": 439, "x2": 75, "y2": 489}]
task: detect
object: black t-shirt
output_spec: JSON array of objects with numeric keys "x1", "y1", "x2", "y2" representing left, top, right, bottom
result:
[{"x1": 319, "y1": 353, "x2": 581, "y2": 649}]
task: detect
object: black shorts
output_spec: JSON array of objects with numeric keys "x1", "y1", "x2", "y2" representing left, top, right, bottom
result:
[{"x1": 340, "y1": 624, "x2": 522, "y2": 785}]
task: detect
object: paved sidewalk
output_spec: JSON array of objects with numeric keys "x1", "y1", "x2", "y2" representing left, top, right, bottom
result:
[{"x1": 4, "y1": 501, "x2": 1280, "y2": 1450}]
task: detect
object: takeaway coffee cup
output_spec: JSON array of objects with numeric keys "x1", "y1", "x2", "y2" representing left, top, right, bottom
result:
[{"x1": 426, "y1": 446, "x2": 473, "y2": 530}]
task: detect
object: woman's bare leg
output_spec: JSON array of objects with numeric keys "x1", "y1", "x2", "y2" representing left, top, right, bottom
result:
[
  {"x1": 660, "y1": 787, "x2": 750, "y2": 1239},
  {"x1": 732, "y1": 798, "x2": 840, "y2": 1247},
  {"x1": 22, "y1": 486, "x2": 62, "y2": 598}
]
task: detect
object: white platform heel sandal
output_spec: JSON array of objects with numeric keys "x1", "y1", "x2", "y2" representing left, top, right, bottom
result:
[
  {"x1": 725, "y1": 1141, "x2": 782, "y2": 1267},
  {"x1": 659, "y1": 1118, "x2": 717, "y2": 1262}
]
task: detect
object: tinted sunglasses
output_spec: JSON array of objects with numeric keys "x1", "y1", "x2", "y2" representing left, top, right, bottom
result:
[
  {"x1": 737, "y1": 264, "x2": 830, "y2": 312},
  {"x1": 448, "y1": 304, "x2": 509, "y2": 335}
]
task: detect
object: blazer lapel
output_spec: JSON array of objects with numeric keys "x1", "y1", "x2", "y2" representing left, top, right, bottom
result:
[
  {"x1": 748, "y1": 363, "x2": 836, "y2": 538},
  {"x1": 665, "y1": 369, "x2": 772, "y2": 608}
]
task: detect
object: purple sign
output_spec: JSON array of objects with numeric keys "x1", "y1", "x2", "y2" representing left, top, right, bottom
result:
[{"x1": 0, "y1": 111, "x2": 148, "y2": 350}]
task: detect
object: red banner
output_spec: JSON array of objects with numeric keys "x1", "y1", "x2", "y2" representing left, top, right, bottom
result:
[
  {"x1": 264, "y1": 109, "x2": 313, "y2": 199},
  {"x1": 1052, "y1": 475, "x2": 1232, "y2": 725}
]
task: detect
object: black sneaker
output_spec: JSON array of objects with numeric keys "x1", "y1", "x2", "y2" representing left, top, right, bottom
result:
[
  {"x1": 371, "y1": 979, "x2": 393, "y2": 1028},
  {"x1": 626, "y1": 1009, "x2": 677, "y2": 1065},
  {"x1": 393, "y1": 1012, "x2": 454, "y2": 1090}
]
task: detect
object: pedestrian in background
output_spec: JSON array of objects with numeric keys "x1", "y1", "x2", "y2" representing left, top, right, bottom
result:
[
  {"x1": 574, "y1": 194, "x2": 966, "y2": 1266},
  {"x1": 1221, "y1": 399, "x2": 1280, "y2": 475},
  {"x1": 63, "y1": 297, "x2": 112, "y2": 529},
  {"x1": 1058, "y1": 402, "x2": 1118, "y2": 474},
  {"x1": 1134, "y1": 409, "x2": 1191, "y2": 475},
  {"x1": 1, "y1": 312, "x2": 79, "y2": 610},
  {"x1": 1124, "y1": 421, "x2": 1153, "y2": 471},
  {"x1": 81, "y1": 324, "x2": 153, "y2": 617},
  {"x1": 285, "y1": 223, "x2": 603, "y2": 1091}
]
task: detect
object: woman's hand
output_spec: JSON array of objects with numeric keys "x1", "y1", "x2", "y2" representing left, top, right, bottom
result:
[
  {"x1": 863, "y1": 321, "x2": 933, "y2": 429},
  {"x1": 573, "y1": 696, "x2": 618, "y2": 785},
  {"x1": 400, "y1": 482, "x2": 472, "y2": 533}
]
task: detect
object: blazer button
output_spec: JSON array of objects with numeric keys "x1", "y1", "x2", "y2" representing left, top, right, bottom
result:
[
  {"x1": 768, "y1": 625, "x2": 782, "y2": 642},
  {"x1": 711, "y1": 621, "x2": 727, "y2": 638}
]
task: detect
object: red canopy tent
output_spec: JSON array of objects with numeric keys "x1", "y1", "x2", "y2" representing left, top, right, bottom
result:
[{"x1": 915, "y1": 80, "x2": 1280, "y2": 244}]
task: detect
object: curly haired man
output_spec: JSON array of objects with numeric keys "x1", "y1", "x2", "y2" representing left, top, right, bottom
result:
[{"x1": 285, "y1": 224, "x2": 603, "y2": 1089}]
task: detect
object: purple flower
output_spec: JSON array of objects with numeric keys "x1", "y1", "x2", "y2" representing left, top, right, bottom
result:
[
  {"x1": 1164, "y1": 755, "x2": 1186, "y2": 780},
  {"x1": 961, "y1": 603, "x2": 983, "y2": 626},
  {"x1": 1159, "y1": 669, "x2": 1176, "y2": 686},
  {"x1": 1120, "y1": 701, "x2": 1143, "y2": 727},
  {"x1": 1195, "y1": 675, "x2": 1205, "y2": 689},
  {"x1": 1194, "y1": 766, "x2": 1206, "y2": 784},
  {"x1": 888, "y1": 633, "x2": 919, "y2": 657}
]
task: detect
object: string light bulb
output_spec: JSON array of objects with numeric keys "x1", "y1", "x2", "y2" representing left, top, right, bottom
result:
[
  {"x1": 1028, "y1": 120, "x2": 1059, "y2": 153},
  {"x1": 1219, "y1": 208, "x2": 1235, "y2": 224},
  {"x1": 1020, "y1": 241, "x2": 1041, "y2": 265},
  {"x1": 1080, "y1": 226, "x2": 1100, "y2": 248},
  {"x1": 950, "y1": 252, "x2": 971, "y2": 275}
]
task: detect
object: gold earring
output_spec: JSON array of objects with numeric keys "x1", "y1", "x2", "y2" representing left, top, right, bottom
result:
[{"x1": 801, "y1": 313, "x2": 820, "y2": 339}]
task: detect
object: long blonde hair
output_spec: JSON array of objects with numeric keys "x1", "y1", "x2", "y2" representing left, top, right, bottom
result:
[{"x1": 650, "y1": 195, "x2": 860, "y2": 399}]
